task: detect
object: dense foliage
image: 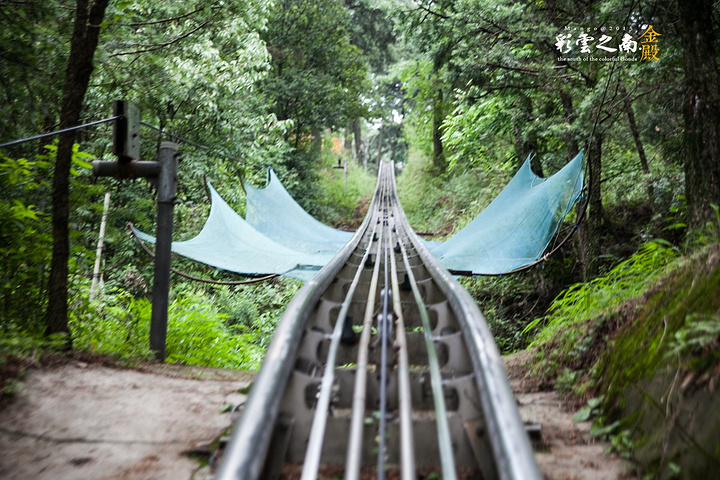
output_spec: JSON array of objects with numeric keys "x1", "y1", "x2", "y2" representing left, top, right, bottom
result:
[{"x1": 1, "y1": 0, "x2": 719, "y2": 401}]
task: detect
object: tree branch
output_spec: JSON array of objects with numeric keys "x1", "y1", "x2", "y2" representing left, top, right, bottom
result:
[
  {"x1": 123, "y1": 3, "x2": 217, "y2": 27},
  {"x1": 412, "y1": 0, "x2": 450, "y2": 20},
  {"x1": 109, "y1": 20, "x2": 212, "y2": 57},
  {"x1": 485, "y1": 62, "x2": 540, "y2": 77}
]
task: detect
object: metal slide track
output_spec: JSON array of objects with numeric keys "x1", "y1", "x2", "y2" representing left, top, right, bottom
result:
[{"x1": 215, "y1": 162, "x2": 541, "y2": 480}]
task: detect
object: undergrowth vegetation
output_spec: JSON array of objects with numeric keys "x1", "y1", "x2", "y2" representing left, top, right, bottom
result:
[
  {"x1": 516, "y1": 220, "x2": 720, "y2": 478},
  {"x1": 69, "y1": 290, "x2": 257, "y2": 369},
  {"x1": 396, "y1": 140, "x2": 510, "y2": 237},
  {"x1": 313, "y1": 136, "x2": 376, "y2": 229},
  {"x1": 0, "y1": 135, "x2": 371, "y2": 371},
  {"x1": 526, "y1": 240, "x2": 681, "y2": 356},
  {"x1": 525, "y1": 210, "x2": 720, "y2": 391},
  {"x1": 67, "y1": 276, "x2": 302, "y2": 369}
]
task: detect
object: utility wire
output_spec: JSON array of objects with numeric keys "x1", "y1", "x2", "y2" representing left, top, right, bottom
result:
[
  {"x1": 140, "y1": 121, "x2": 265, "y2": 168},
  {"x1": 0, "y1": 116, "x2": 121, "y2": 149}
]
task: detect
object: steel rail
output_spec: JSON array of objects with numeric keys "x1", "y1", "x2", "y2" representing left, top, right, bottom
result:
[
  {"x1": 300, "y1": 219, "x2": 382, "y2": 480},
  {"x1": 388, "y1": 195, "x2": 416, "y2": 480},
  {"x1": 377, "y1": 176, "x2": 392, "y2": 480},
  {"x1": 344, "y1": 221, "x2": 384, "y2": 480},
  {"x1": 395, "y1": 202, "x2": 458, "y2": 480},
  {"x1": 386, "y1": 164, "x2": 543, "y2": 480},
  {"x1": 214, "y1": 170, "x2": 383, "y2": 480},
  {"x1": 216, "y1": 161, "x2": 542, "y2": 480}
]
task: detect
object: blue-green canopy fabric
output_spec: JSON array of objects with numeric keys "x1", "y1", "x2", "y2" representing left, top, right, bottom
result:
[
  {"x1": 245, "y1": 169, "x2": 353, "y2": 254},
  {"x1": 133, "y1": 185, "x2": 333, "y2": 282},
  {"x1": 136, "y1": 152, "x2": 583, "y2": 280},
  {"x1": 428, "y1": 151, "x2": 584, "y2": 274}
]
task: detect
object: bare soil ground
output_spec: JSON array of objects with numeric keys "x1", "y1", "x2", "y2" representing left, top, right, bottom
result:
[
  {"x1": 0, "y1": 352, "x2": 635, "y2": 480},
  {"x1": 0, "y1": 355, "x2": 251, "y2": 480},
  {"x1": 504, "y1": 351, "x2": 636, "y2": 480}
]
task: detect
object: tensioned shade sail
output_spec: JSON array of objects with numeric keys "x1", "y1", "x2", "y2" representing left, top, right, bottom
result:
[
  {"x1": 136, "y1": 152, "x2": 583, "y2": 280},
  {"x1": 428, "y1": 151, "x2": 584, "y2": 274},
  {"x1": 244, "y1": 169, "x2": 353, "y2": 255},
  {"x1": 133, "y1": 185, "x2": 335, "y2": 282}
]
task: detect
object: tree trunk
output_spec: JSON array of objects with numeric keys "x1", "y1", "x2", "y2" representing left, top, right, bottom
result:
[
  {"x1": 390, "y1": 139, "x2": 397, "y2": 163},
  {"x1": 513, "y1": 123, "x2": 541, "y2": 174},
  {"x1": 46, "y1": 0, "x2": 110, "y2": 336},
  {"x1": 618, "y1": 82, "x2": 650, "y2": 175},
  {"x1": 678, "y1": 0, "x2": 720, "y2": 231},
  {"x1": 353, "y1": 117, "x2": 365, "y2": 167},
  {"x1": 344, "y1": 121, "x2": 353, "y2": 160},
  {"x1": 432, "y1": 89, "x2": 446, "y2": 172},
  {"x1": 584, "y1": 133, "x2": 603, "y2": 280},
  {"x1": 618, "y1": 81, "x2": 654, "y2": 200},
  {"x1": 549, "y1": 0, "x2": 579, "y2": 163},
  {"x1": 559, "y1": 91, "x2": 580, "y2": 160},
  {"x1": 376, "y1": 122, "x2": 384, "y2": 164},
  {"x1": 558, "y1": 89, "x2": 590, "y2": 278}
]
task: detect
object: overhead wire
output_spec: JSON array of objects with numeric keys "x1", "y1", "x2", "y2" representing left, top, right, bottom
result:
[
  {"x1": 139, "y1": 121, "x2": 266, "y2": 168},
  {"x1": 0, "y1": 116, "x2": 121, "y2": 149}
]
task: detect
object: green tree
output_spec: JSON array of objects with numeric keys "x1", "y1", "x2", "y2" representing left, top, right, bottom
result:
[
  {"x1": 0, "y1": 1, "x2": 72, "y2": 145},
  {"x1": 46, "y1": 0, "x2": 110, "y2": 336},
  {"x1": 397, "y1": 0, "x2": 695, "y2": 280},
  {"x1": 677, "y1": 0, "x2": 720, "y2": 231},
  {"x1": 88, "y1": 1, "x2": 284, "y2": 180},
  {"x1": 259, "y1": 0, "x2": 369, "y2": 163}
]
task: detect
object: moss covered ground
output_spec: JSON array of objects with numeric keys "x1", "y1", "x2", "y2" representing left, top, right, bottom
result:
[{"x1": 528, "y1": 243, "x2": 720, "y2": 478}]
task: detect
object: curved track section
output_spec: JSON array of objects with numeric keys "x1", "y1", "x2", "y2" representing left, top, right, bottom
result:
[{"x1": 216, "y1": 162, "x2": 541, "y2": 480}]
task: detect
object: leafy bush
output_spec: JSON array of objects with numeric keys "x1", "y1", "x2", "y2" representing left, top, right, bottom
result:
[
  {"x1": 70, "y1": 289, "x2": 263, "y2": 369},
  {"x1": 70, "y1": 289, "x2": 153, "y2": 361},
  {"x1": 0, "y1": 324, "x2": 68, "y2": 358},
  {"x1": 520, "y1": 240, "x2": 682, "y2": 395},
  {"x1": 525, "y1": 239, "x2": 681, "y2": 349},
  {"x1": 165, "y1": 294, "x2": 263, "y2": 369},
  {"x1": 0, "y1": 152, "x2": 52, "y2": 327},
  {"x1": 1, "y1": 145, "x2": 103, "y2": 333},
  {"x1": 460, "y1": 274, "x2": 540, "y2": 353},
  {"x1": 212, "y1": 278, "x2": 301, "y2": 351}
]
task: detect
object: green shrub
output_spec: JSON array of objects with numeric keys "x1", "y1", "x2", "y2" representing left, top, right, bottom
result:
[
  {"x1": 525, "y1": 239, "x2": 680, "y2": 349},
  {"x1": 0, "y1": 152, "x2": 52, "y2": 327},
  {"x1": 165, "y1": 294, "x2": 263, "y2": 369},
  {"x1": 70, "y1": 289, "x2": 153, "y2": 361},
  {"x1": 460, "y1": 274, "x2": 539, "y2": 354},
  {"x1": 0, "y1": 324, "x2": 68, "y2": 358},
  {"x1": 70, "y1": 289, "x2": 263, "y2": 369},
  {"x1": 521, "y1": 240, "x2": 681, "y2": 390}
]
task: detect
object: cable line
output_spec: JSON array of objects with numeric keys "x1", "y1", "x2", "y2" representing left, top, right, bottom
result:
[
  {"x1": 140, "y1": 121, "x2": 265, "y2": 168},
  {"x1": 0, "y1": 116, "x2": 121, "y2": 149}
]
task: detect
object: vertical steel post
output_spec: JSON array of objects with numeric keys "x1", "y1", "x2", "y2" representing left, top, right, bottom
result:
[{"x1": 150, "y1": 141, "x2": 179, "y2": 361}]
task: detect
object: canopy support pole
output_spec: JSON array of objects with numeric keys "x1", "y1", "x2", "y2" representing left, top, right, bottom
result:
[{"x1": 149, "y1": 141, "x2": 179, "y2": 361}]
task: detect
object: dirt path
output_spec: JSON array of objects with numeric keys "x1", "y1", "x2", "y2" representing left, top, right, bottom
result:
[
  {"x1": 0, "y1": 353, "x2": 635, "y2": 480},
  {"x1": 504, "y1": 351, "x2": 636, "y2": 480},
  {"x1": 0, "y1": 358, "x2": 251, "y2": 480}
]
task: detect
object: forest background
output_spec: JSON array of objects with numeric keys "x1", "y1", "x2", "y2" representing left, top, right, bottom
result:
[{"x1": 1, "y1": 0, "x2": 720, "y2": 477}]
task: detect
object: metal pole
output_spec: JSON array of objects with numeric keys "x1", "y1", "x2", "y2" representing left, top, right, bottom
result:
[
  {"x1": 150, "y1": 141, "x2": 179, "y2": 361},
  {"x1": 90, "y1": 192, "x2": 111, "y2": 301}
]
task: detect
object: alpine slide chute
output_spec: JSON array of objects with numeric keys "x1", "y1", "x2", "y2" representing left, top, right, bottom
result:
[{"x1": 137, "y1": 153, "x2": 583, "y2": 479}]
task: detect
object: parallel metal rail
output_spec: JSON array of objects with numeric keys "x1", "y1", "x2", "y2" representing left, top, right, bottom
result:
[{"x1": 216, "y1": 162, "x2": 541, "y2": 480}]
